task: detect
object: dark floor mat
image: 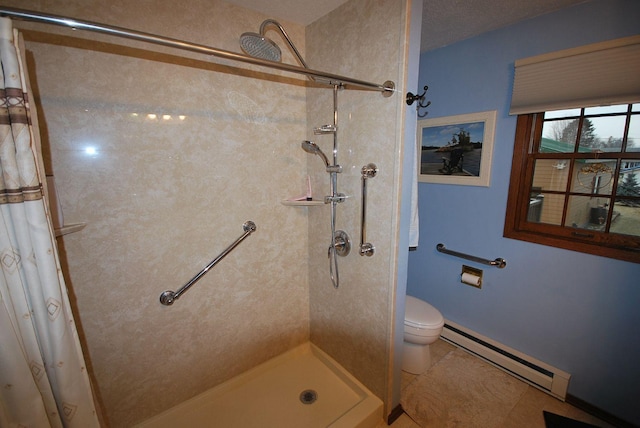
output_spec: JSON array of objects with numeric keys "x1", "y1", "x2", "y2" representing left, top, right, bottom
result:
[{"x1": 543, "y1": 411, "x2": 602, "y2": 428}]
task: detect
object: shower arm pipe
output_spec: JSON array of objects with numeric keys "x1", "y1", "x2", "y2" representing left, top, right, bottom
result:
[
  {"x1": 159, "y1": 221, "x2": 257, "y2": 306},
  {"x1": 260, "y1": 19, "x2": 309, "y2": 70},
  {"x1": 0, "y1": 7, "x2": 395, "y2": 95}
]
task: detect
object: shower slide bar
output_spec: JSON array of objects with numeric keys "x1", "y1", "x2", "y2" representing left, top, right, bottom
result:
[
  {"x1": 436, "y1": 243, "x2": 506, "y2": 269},
  {"x1": 359, "y1": 163, "x2": 377, "y2": 256},
  {"x1": 159, "y1": 221, "x2": 257, "y2": 306},
  {"x1": 0, "y1": 7, "x2": 395, "y2": 95}
]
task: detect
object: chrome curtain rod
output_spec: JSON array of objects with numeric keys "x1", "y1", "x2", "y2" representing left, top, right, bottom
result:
[{"x1": 0, "y1": 7, "x2": 395, "y2": 95}]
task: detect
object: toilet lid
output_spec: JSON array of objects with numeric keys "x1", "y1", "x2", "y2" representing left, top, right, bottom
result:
[{"x1": 405, "y1": 296, "x2": 443, "y2": 329}]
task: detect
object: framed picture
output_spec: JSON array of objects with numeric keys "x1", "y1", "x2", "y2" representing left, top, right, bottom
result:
[{"x1": 417, "y1": 110, "x2": 496, "y2": 186}]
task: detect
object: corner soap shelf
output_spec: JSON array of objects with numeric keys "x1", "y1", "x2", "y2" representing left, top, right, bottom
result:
[
  {"x1": 281, "y1": 199, "x2": 325, "y2": 206},
  {"x1": 55, "y1": 223, "x2": 87, "y2": 237}
]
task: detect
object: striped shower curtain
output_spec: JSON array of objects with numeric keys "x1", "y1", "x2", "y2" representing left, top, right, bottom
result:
[{"x1": 0, "y1": 18, "x2": 100, "y2": 427}]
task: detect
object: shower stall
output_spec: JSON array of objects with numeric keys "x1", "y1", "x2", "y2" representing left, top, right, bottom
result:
[
  {"x1": 240, "y1": 18, "x2": 392, "y2": 288},
  {"x1": 1, "y1": 0, "x2": 414, "y2": 425}
]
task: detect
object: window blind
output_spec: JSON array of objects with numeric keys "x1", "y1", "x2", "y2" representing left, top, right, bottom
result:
[{"x1": 510, "y1": 35, "x2": 640, "y2": 115}]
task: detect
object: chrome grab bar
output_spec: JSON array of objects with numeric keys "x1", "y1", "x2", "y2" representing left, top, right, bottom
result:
[
  {"x1": 436, "y1": 243, "x2": 506, "y2": 268},
  {"x1": 359, "y1": 163, "x2": 377, "y2": 256},
  {"x1": 159, "y1": 221, "x2": 257, "y2": 306}
]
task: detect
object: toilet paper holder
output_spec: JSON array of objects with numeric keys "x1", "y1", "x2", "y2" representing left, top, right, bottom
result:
[
  {"x1": 461, "y1": 265, "x2": 483, "y2": 288},
  {"x1": 436, "y1": 243, "x2": 506, "y2": 269}
]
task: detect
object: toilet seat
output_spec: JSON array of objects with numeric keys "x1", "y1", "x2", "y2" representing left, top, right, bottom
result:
[{"x1": 404, "y1": 296, "x2": 444, "y2": 330}]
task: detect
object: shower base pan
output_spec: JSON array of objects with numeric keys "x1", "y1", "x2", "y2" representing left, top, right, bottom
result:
[{"x1": 135, "y1": 342, "x2": 383, "y2": 428}]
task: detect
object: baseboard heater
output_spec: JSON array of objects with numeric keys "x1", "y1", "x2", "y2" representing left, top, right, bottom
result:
[{"x1": 441, "y1": 320, "x2": 571, "y2": 400}]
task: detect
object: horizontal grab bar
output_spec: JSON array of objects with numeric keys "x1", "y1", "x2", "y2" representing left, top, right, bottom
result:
[
  {"x1": 436, "y1": 243, "x2": 506, "y2": 269},
  {"x1": 159, "y1": 221, "x2": 257, "y2": 306}
]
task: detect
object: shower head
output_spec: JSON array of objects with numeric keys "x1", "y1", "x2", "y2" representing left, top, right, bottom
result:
[
  {"x1": 301, "y1": 140, "x2": 329, "y2": 167},
  {"x1": 239, "y1": 32, "x2": 282, "y2": 62},
  {"x1": 240, "y1": 19, "x2": 309, "y2": 70}
]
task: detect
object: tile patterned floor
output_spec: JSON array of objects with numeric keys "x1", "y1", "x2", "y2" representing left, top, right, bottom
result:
[{"x1": 376, "y1": 339, "x2": 615, "y2": 428}]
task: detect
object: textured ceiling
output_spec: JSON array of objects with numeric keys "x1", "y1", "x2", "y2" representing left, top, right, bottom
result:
[
  {"x1": 225, "y1": 0, "x2": 589, "y2": 52},
  {"x1": 224, "y1": 0, "x2": 351, "y2": 26},
  {"x1": 421, "y1": 0, "x2": 588, "y2": 51}
]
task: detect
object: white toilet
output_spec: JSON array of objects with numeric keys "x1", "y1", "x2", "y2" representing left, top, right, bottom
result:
[{"x1": 402, "y1": 295, "x2": 444, "y2": 374}]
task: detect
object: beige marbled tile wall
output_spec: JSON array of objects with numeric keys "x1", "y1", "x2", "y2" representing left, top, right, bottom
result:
[
  {"x1": 306, "y1": 0, "x2": 410, "y2": 414},
  {"x1": 9, "y1": 0, "x2": 311, "y2": 426}
]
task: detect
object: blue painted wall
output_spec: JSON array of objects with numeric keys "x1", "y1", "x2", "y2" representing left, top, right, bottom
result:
[{"x1": 408, "y1": 0, "x2": 640, "y2": 424}]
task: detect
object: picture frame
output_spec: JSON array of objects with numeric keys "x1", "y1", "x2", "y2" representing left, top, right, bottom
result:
[{"x1": 417, "y1": 110, "x2": 496, "y2": 186}]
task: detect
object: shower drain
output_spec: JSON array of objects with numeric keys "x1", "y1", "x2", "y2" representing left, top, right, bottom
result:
[{"x1": 299, "y1": 389, "x2": 317, "y2": 405}]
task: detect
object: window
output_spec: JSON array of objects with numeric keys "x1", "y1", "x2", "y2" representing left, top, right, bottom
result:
[{"x1": 504, "y1": 103, "x2": 640, "y2": 263}]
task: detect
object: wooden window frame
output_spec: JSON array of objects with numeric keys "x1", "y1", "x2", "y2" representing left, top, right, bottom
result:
[{"x1": 504, "y1": 113, "x2": 640, "y2": 264}]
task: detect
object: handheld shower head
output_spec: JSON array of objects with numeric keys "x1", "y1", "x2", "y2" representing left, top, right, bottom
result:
[{"x1": 301, "y1": 141, "x2": 329, "y2": 167}]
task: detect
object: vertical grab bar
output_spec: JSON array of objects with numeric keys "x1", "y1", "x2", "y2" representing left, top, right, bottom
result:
[
  {"x1": 360, "y1": 163, "x2": 377, "y2": 256},
  {"x1": 159, "y1": 221, "x2": 257, "y2": 306}
]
